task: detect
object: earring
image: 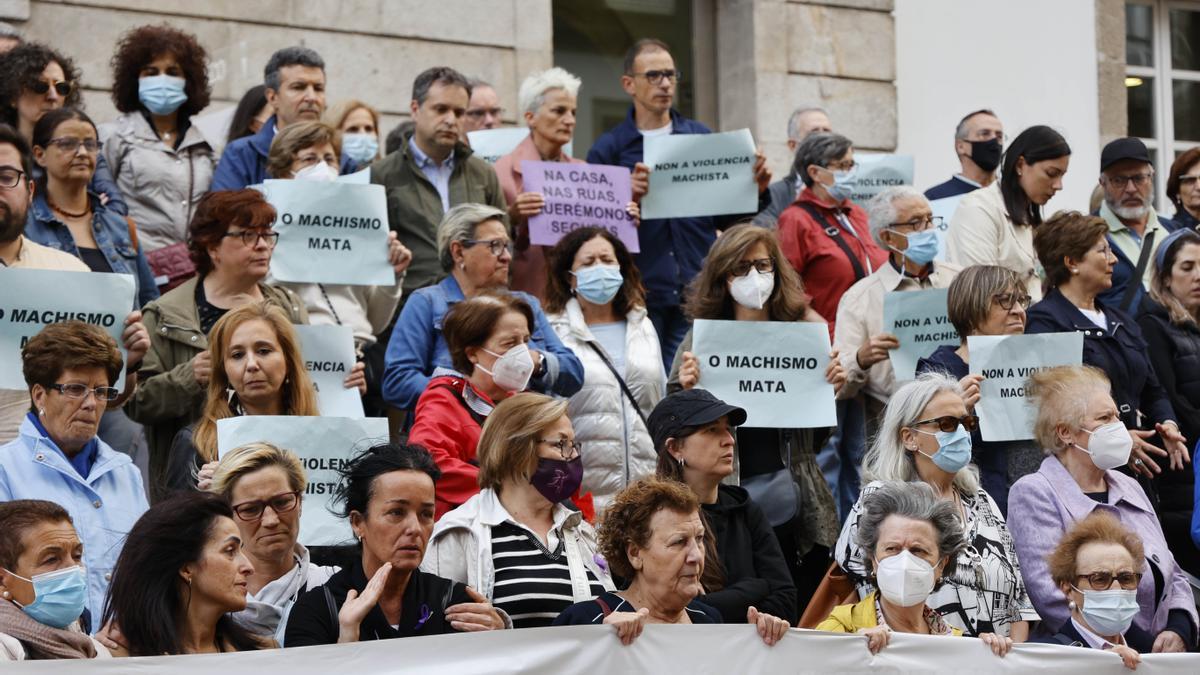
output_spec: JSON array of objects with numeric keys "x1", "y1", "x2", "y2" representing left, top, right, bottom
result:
[
  {"x1": 38, "y1": 408, "x2": 45, "y2": 416},
  {"x1": 1071, "y1": 268, "x2": 1079, "y2": 274},
  {"x1": 677, "y1": 456, "x2": 686, "y2": 468},
  {"x1": 2, "y1": 591, "x2": 10, "y2": 599},
  {"x1": 1068, "y1": 600, "x2": 1076, "y2": 610},
  {"x1": 459, "y1": 262, "x2": 466, "y2": 271}
]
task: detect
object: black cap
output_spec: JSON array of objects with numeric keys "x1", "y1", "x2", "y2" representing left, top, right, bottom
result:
[
  {"x1": 1100, "y1": 137, "x2": 1151, "y2": 172},
  {"x1": 647, "y1": 389, "x2": 747, "y2": 453}
]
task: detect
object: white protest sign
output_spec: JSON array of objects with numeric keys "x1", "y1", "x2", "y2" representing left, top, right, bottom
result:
[
  {"x1": 261, "y1": 179, "x2": 392, "y2": 286},
  {"x1": 849, "y1": 153, "x2": 914, "y2": 206},
  {"x1": 0, "y1": 268, "x2": 134, "y2": 390},
  {"x1": 969, "y1": 332, "x2": 1084, "y2": 441},
  {"x1": 929, "y1": 193, "x2": 965, "y2": 262},
  {"x1": 467, "y1": 127, "x2": 530, "y2": 164},
  {"x1": 217, "y1": 416, "x2": 388, "y2": 546},
  {"x1": 692, "y1": 319, "x2": 836, "y2": 428},
  {"x1": 336, "y1": 167, "x2": 371, "y2": 184},
  {"x1": 882, "y1": 288, "x2": 959, "y2": 381},
  {"x1": 642, "y1": 128, "x2": 757, "y2": 219},
  {"x1": 295, "y1": 324, "x2": 364, "y2": 418}
]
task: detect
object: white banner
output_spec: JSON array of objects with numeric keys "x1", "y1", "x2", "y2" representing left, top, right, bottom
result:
[
  {"x1": 4, "y1": 625, "x2": 1196, "y2": 673},
  {"x1": 294, "y1": 324, "x2": 364, "y2": 418}
]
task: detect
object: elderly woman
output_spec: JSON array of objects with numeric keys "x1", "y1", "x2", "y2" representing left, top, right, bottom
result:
[
  {"x1": 325, "y1": 99, "x2": 381, "y2": 167},
  {"x1": 128, "y1": 188, "x2": 307, "y2": 488},
  {"x1": 669, "y1": 224, "x2": 843, "y2": 609},
  {"x1": 0, "y1": 42, "x2": 125, "y2": 212},
  {"x1": 100, "y1": 24, "x2": 215, "y2": 287},
  {"x1": 1026, "y1": 211, "x2": 1188, "y2": 479},
  {"x1": 264, "y1": 121, "x2": 410, "y2": 356},
  {"x1": 208, "y1": 442, "x2": 337, "y2": 644},
  {"x1": 1032, "y1": 512, "x2": 1154, "y2": 668},
  {"x1": 916, "y1": 265, "x2": 1040, "y2": 511},
  {"x1": 424, "y1": 393, "x2": 613, "y2": 627},
  {"x1": 0, "y1": 321, "x2": 148, "y2": 624},
  {"x1": 545, "y1": 226, "x2": 665, "y2": 511},
  {"x1": 285, "y1": 443, "x2": 508, "y2": 645},
  {"x1": 837, "y1": 373, "x2": 1037, "y2": 640},
  {"x1": 947, "y1": 125, "x2": 1071, "y2": 302},
  {"x1": 382, "y1": 203, "x2": 583, "y2": 413},
  {"x1": 25, "y1": 107, "x2": 157, "y2": 306},
  {"x1": 553, "y1": 477, "x2": 790, "y2": 647},
  {"x1": 650, "y1": 389, "x2": 797, "y2": 624},
  {"x1": 103, "y1": 492, "x2": 267, "y2": 655},
  {"x1": 0, "y1": 500, "x2": 108, "y2": 660},
  {"x1": 1166, "y1": 147, "x2": 1200, "y2": 230},
  {"x1": 1009, "y1": 365, "x2": 1197, "y2": 651},
  {"x1": 819, "y1": 482, "x2": 1011, "y2": 657}
]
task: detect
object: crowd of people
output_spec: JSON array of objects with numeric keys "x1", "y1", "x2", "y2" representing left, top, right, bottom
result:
[{"x1": 0, "y1": 22, "x2": 1197, "y2": 668}]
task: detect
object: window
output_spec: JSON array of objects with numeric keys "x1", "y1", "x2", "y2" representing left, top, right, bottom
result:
[{"x1": 1126, "y1": 1, "x2": 1200, "y2": 210}]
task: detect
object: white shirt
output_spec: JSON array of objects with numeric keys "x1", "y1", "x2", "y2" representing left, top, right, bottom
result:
[
  {"x1": 638, "y1": 122, "x2": 672, "y2": 137},
  {"x1": 1079, "y1": 307, "x2": 1108, "y2": 330}
]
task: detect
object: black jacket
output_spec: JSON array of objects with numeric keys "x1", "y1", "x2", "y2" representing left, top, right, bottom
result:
[
  {"x1": 552, "y1": 591, "x2": 721, "y2": 625},
  {"x1": 1030, "y1": 616, "x2": 1155, "y2": 653},
  {"x1": 698, "y1": 485, "x2": 797, "y2": 624},
  {"x1": 284, "y1": 560, "x2": 470, "y2": 646}
]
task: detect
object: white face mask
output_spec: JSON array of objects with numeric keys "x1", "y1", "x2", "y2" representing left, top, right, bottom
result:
[
  {"x1": 729, "y1": 268, "x2": 775, "y2": 310},
  {"x1": 293, "y1": 161, "x2": 338, "y2": 182},
  {"x1": 477, "y1": 343, "x2": 535, "y2": 392},
  {"x1": 1073, "y1": 421, "x2": 1132, "y2": 471},
  {"x1": 874, "y1": 550, "x2": 936, "y2": 608}
]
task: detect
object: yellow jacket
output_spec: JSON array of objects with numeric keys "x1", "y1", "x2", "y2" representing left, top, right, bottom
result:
[{"x1": 816, "y1": 592, "x2": 963, "y2": 636}]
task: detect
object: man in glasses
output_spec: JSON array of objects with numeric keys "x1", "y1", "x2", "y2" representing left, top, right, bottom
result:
[
  {"x1": 461, "y1": 79, "x2": 503, "y2": 138},
  {"x1": 1094, "y1": 137, "x2": 1180, "y2": 313},
  {"x1": 588, "y1": 38, "x2": 772, "y2": 371},
  {"x1": 754, "y1": 106, "x2": 833, "y2": 227}
]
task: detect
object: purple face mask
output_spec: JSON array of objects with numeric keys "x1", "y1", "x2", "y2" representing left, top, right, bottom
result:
[{"x1": 529, "y1": 456, "x2": 583, "y2": 504}]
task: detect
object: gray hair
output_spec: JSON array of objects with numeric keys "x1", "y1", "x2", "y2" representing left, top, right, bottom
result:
[
  {"x1": 955, "y1": 109, "x2": 998, "y2": 141},
  {"x1": 861, "y1": 372, "x2": 981, "y2": 495},
  {"x1": 855, "y1": 481, "x2": 966, "y2": 576},
  {"x1": 518, "y1": 67, "x2": 582, "y2": 117},
  {"x1": 264, "y1": 46, "x2": 325, "y2": 91},
  {"x1": 866, "y1": 186, "x2": 929, "y2": 245},
  {"x1": 786, "y1": 106, "x2": 828, "y2": 141},
  {"x1": 437, "y1": 203, "x2": 507, "y2": 271},
  {"x1": 794, "y1": 132, "x2": 853, "y2": 187}
]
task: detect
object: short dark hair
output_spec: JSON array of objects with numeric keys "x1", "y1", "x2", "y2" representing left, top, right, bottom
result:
[
  {"x1": 334, "y1": 443, "x2": 442, "y2": 520},
  {"x1": 1167, "y1": 146, "x2": 1200, "y2": 206},
  {"x1": 187, "y1": 189, "x2": 277, "y2": 275},
  {"x1": 545, "y1": 227, "x2": 646, "y2": 316},
  {"x1": 264, "y1": 46, "x2": 324, "y2": 91},
  {"x1": 0, "y1": 122, "x2": 33, "y2": 176},
  {"x1": 411, "y1": 66, "x2": 471, "y2": 105},
  {"x1": 442, "y1": 291, "x2": 535, "y2": 376},
  {"x1": 0, "y1": 500, "x2": 72, "y2": 570},
  {"x1": 109, "y1": 24, "x2": 211, "y2": 117},
  {"x1": 22, "y1": 321, "x2": 124, "y2": 409},
  {"x1": 1033, "y1": 210, "x2": 1109, "y2": 289},
  {"x1": 1000, "y1": 125, "x2": 1071, "y2": 226},
  {"x1": 0, "y1": 42, "x2": 83, "y2": 127},
  {"x1": 227, "y1": 84, "x2": 269, "y2": 145},
  {"x1": 31, "y1": 107, "x2": 95, "y2": 150},
  {"x1": 623, "y1": 38, "x2": 671, "y2": 75}
]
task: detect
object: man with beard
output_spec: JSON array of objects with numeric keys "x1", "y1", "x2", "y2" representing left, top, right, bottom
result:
[
  {"x1": 925, "y1": 109, "x2": 1005, "y2": 201},
  {"x1": 1096, "y1": 137, "x2": 1179, "y2": 312}
]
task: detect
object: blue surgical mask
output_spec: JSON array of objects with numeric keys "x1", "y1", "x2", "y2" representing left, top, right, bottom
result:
[
  {"x1": 1073, "y1": 586, "x2": 1139, "y2": 636},
  {"x1": 341, "y1": 133, "x2": 379, "y2": 165},
  {"x1": 572, "y1": 264, "x2": 623, "y2": 305},
  {"x1": 3, "y1": 565, "x2": 88, "y2": 629},
  {"x1": 914, "y1": 425, "x2": 972, "y2": 473},
  {"x1": 890, "y1": 228, "x2": 939, "y2": 266},
  {"x1": 825, "y1": 167, "x2": 858, "y2": 203},
  {"x1": 138, "y1": 75, "x2": 188, "y2": 116}
]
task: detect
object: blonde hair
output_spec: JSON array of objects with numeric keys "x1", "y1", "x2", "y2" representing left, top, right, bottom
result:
[
  {"x1": 476, "y1": 392, "x2": 569, "y2": 491},
  {"x1": 208, "y1": 442, "x2": 307, "y2": 498},
  {"x1": 1027, "y1": 365, "x2": 1112, "y2": 454},
  {"x1": 324, "y1": 99, "x2": 381, "y2": 161}
]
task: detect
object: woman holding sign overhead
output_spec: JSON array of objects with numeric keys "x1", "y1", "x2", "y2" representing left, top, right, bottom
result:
[{"x1": 668, "y1": 223, "x2": 843, "y2": 612}]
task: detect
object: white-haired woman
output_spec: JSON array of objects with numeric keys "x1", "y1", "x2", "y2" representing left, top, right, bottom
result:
[
  {"x1": 495, "y1": 67, "x2": 640, "y2": 299},
  {"x1": 835, "y1": 372, "x2": 1038, "y2": 641}
]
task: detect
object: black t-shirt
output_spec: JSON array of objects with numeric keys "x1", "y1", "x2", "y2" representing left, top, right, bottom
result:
[
  {"x1": 77, "y1": 247, "x2": 113, "y2": 273},
  {"x1": 284, "y1": 560, "x2": 471, "y2": 646},
  {"x1": 552, "y1": 591, "x2": 722, "y2": 625},
  {"x1": 195, "y1": 276, "x2": 229, "y2": 336}
]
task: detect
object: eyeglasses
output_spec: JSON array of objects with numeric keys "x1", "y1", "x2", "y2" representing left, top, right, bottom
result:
[
  {"x1": 25, "y1": 79, "x2": 74, "y2": 97},
  {"x1": 730, "y1": 258, "x2": 775, "y2": 277},
  {"x1": 1104, "y1": 173, "x2": 1154, "y2": 189},
  {"x1": 1179, "y1": 174, "x2": 1200, "y2": 187},
  {"x1": 466, "y1": 107, "x2": 504, "y2": 120},
  {"x1": 539, "y1": 437, "x2": 582, "y2": 460},
  {"x1": 0, "y1": 167, "x2": 25, "y2": 189},
  {"x1": 1074, "y1": 570, "x2": 1142, "y2": 591},
  {"x1": 232, "y1": 491, "x2": 301, "y2": 522},
  {"x1": 912, "y1": 414, "x2": 979, "y2": 433},
  {"x1": 630, "y1": 69, "x2": 681, "y2": 85},
  {"x1": 888, "y1": 215, "x2": 944, "y2": 232},
  {"x1": 823, "y1": 161, "x2": 857, "y2": 173},
  {"x1": 49, "y1": 382, "x2": 120, "y2": 402},
  {"x1": 44, "y1": 138, "x2": 100, "y2": 154},
  {"x1": 223, "y1": 229, "x2": 279, "y2": 247},
  {"x1": 992, "y1": 292, "x2": 1032, "y2": 311},
  {"x1": 465, "y1": 238, "x2": 513, "y2": 257}
]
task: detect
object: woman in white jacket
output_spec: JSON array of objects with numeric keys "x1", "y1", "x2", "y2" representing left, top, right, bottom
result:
[{"x1": 544, "y1": 227, "x2": 666, "y2": 512}]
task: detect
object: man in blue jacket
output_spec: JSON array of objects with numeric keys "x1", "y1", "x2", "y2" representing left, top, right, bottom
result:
[
  {"x1": 211, "y1": 46, "x2": 353, "y2": 190},
  {"x1": 587, "y1": 39, "x2": 771, "y2": 369}
]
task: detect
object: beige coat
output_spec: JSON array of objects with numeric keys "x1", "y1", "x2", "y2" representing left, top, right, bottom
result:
[{"x1": 946, "y1": 181, "x2": 1043, "y2": 301}]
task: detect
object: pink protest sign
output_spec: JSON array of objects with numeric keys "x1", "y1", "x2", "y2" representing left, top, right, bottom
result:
[{"x1": 521, "y1": 160, "x2": 638, "y2": 252}]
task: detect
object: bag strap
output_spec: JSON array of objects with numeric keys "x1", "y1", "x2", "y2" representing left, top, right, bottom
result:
[
  {"x1": 587, "y1": 342, "x2": 649, "y2": 429},
  {"x1": 1119, "y1": 229, "x2": 1155, "y2": 313},
  {"x1": 796, "y1": 202, "x2": 866, "y2": 281},
  {"x1": 594, "y1": 595, "x2": 613, "y2": 617},
  {"x1": 124, "y1": 216, "x2": 140, "y2": 251}
]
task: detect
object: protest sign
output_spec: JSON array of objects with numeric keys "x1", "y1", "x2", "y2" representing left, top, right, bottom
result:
[
  {"x1": 260, "y1": 179, "x2": 392, "y2": 286},
  {"x1": 0, "y1": 268, "x2": 134, "y2": 390},
  {"x1": 642, "y1": 128, "x2": 757, "y2": 219},
  {"x1": 969, "y1": 332, "x2": 1084, "y2": 441},
  {"x1": 848, "y1": 153, "x2": 914, "y2": 206},
  {"x1": 217, "y1": 416, "x2": 387, "y2": 546},
  {"x1": 691, "y1": 319, "x2": 836, "y2": 428},
  {"x1": 521, "y1": 160, "x2": 638, "y2": 252},
  {"x1": 295, "y1": 324, "x2": 364, "y2": 418},
  {"x1": 467, "y1": 127, "x2": 531, "y2": 164},
  {"x1": 882, "y1": 288, "x2": 958, "y2": 381},
  {"x1": 336, "y1": 166, "x2": 371, "y2": 184},
  {"x1": 929, "y1": 193, "x2": 964, "y2": 261}
]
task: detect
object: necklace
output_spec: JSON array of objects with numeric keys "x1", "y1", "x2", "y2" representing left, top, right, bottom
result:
[{"x1": 48, "y1": 197, "x2": 90, "y2": 219}]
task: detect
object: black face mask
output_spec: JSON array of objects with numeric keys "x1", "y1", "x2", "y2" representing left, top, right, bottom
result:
[{"x1": 968, "y1": 138, "x2": 1002, "y2": 173}]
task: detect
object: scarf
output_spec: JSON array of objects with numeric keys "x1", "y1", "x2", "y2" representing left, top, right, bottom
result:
[
  {"x1": 0, "y1": 599, "x2": 96, "y2": 660},
  {"x1": 233, "y1": 544, "x2": 329, "y2": 639}
]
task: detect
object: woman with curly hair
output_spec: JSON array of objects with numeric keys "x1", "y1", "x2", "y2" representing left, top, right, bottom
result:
[{"x1": 100, "y1": 24, "x2": 215, "y2": 289}]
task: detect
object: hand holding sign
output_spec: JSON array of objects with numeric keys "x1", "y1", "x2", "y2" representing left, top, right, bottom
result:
[
  {"x1": 521, "y1": 160, "x2": 638, "y2": 252},
  {"x1": 642, "y1": 129, "x2": 758, "y2": 220},
  {"x1": 856, "y1": 333, "x2": 900, "y2": 370},
  {"x1": 387, "y1": 231, "x2": 412, "y2": 275},
  {"x1": 882, "y1": 288, "x2": 958, "y2": 381}
]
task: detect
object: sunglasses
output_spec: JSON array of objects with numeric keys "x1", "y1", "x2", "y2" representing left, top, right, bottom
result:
[
  {"x1": 26, "y1": 79, "x2": 74, "y2": 97},
  {"x1": 912, "y1": 414, "x2": 979, "y2": 433}
]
